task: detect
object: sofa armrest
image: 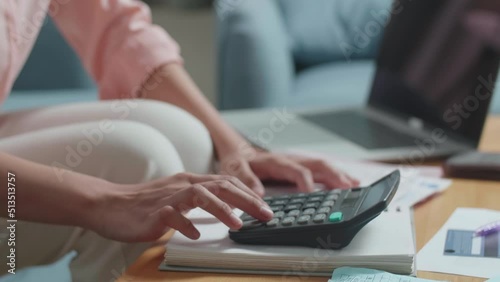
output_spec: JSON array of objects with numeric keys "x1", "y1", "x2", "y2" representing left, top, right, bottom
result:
[{"x1": 216, "y1": 0, "x2": 294, "y2": 110}]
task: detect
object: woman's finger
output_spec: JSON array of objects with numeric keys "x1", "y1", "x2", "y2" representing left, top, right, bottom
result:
[
  {"x1": 221, "y1": 159, "x2": 266, "y2": 197},
  {"x1": 157, "y1": 206, "x2": 200, "y2": 240},
  {"x1": 185, "y1": 184, "x2": 243, "y2": 229},
  {"x1": 232, "y1": 162, "x2": 266, "y2": 197},
  {"x1": 202, "y1": 180, "x2": 272, "y2": 222},
  {"x1": 173, "y1": 172, "x2": 266, "y2": 201},
  {"x1": 261, "y1": 157, "x2": 315, "y2": 192},
  {"x1": 298, "y1": 159, "x2": 359, "y2": 189},
  {"x1": 223, "y1": 174, "x2": 266, "y2": 203},
  {"x1": 176, "y1": 172, "x2": 228, "y2": 184},
  {"x1": 167, "y1": 184, "x2": 269, "y2": 229}
]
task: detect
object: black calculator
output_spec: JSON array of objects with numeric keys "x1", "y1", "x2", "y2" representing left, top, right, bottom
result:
[{"x1": 229, "y1": 170, "x2": 400, "y2": 249}]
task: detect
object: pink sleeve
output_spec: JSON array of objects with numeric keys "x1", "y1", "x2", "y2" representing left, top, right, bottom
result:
[{"x1": 50, "y1": 0, "x2": 182, "y2": 99}]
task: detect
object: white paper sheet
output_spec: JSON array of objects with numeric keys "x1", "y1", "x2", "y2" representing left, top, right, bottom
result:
[
  {"x1": 417, "y1": 208, "x2": 500, "y2": 278},
  {"x1": 268, "y1": 151, "x2": 451, "y2": 210}
]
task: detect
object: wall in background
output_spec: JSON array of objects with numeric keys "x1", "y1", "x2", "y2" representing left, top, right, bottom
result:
[{"x1": 150, "y1": 3, "x2": 217, "y2": 104}]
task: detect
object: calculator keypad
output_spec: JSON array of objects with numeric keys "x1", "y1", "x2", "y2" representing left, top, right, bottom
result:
[
  {"x1": 240, "y1": 189, "x2": 345, "y2": 228},
  {"x1": 231, "y1": 170, "x2": 400, "y2": 250}
]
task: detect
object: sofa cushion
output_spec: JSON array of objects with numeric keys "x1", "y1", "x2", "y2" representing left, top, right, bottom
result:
[
  {"x1": 278, "y1": 0, "x2": 392, "y2": 67},
  {"x1": 290, "y1": 61, "x2": 375, "y2": 108},
  {"x1": 290, "y1": 61, "x2": 500, "y2": 115},
  {"x1": 12, "y1": 18, "x2": 94, "y2": 91},
  {"x1": 2, "y1": 89, "x2": 97, "y2": 112}
]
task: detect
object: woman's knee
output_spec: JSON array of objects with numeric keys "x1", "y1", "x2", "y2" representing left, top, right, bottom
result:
[
  {"x1": 118, "y1": 99, "x2": 214, "y2": 174},
  {"x1": 71, "y1": 120, "x2": 185, "y2": 184}
]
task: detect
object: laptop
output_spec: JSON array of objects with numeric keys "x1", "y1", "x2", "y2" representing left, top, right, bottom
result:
[{"x1": 222, "y1": 0, "x2": 500, "y2": 161}]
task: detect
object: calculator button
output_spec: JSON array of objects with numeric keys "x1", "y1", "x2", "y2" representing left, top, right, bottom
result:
[
  {"x1": 317, "y1": 207, "x2": 330, "y2": 214},
  {"x1": 346, "y1": 189, "x2": 362, "y2": 199},
  {"x1": 308, "y1": 196, "x2": 323, "y2": 202},
  {"x1": 321, "y1": 201, "x2": 335, "y2": 207},
  {"x1": 266, "y1": 218, "x2": 280, "y2": 227},
  {"x1": 241, "y1": 214, "x2": 254, "y2": 221},
  {"x1": 289, "y1": 198, "x2": 306, "y2": 204},
  {"x1": 297, "y1": 215, "x2": 311, "y2": 224},
  {"x1": 303, "y1": 202, "x2": 319, "y2": 209},
  {"x1": 273, "y1": 211, "x2": 285, "y2": 218},
  {"x1": 330, "y1": 189, "x2": 342, "y2": 195},
  {"x1": 288, "y1": 210, "x2": 300, "y2": 217},
  {"x1": 311, "y1": 190, "x2": 327, "y2": 196},
  {"x1": 325, "y1": 194, "x2": 339, "y2": 201},
  {"x1": 274, "y1": 195, "x2": 290, "y2": 200},
  {"x1": 263, "y1": 196, "x2": 273, "y2": 202},
  {"x1": 313, "y1": 214, "x2": 327, "y2": 223},
  {"x1": 270, "y1": 205, "x2": 283, "y2": 212},
  {"x1": 282, "y1": 217, "x2": 295, "y2": 226},
  {"x1": 302, "y1": 208, "x2": 316, "y2": 215},
  {"x1": 272, "y1": 200, "x2": 288, "y2": 206},
  {"x1": 284, "y1": 204, "x2": 302, "y2": 211},
  {"x1": 328, "y1": 212, "x2": 343, "y2": 223},
  {"x1": 241, "y1": 220, "x2": 263, "y2": 230},
  {"x1": 292, "y1": 193, "x2": 308, "y2": 198}
]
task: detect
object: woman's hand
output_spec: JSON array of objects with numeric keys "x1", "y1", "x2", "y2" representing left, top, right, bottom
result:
[
  {"x1": 142, "y1": 64, "x2": 358, "y2": 197},
  {"x1": 218, "y1": 147, "x2": 360, "y2": 197},
  {"x1": 87, "y1": 173, "x2": 273, "y2": 243}
]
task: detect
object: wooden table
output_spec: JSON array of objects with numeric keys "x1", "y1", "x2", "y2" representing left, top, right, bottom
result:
[{"x1": 119, "y1": 117, "x2": 500, "y2": 282}]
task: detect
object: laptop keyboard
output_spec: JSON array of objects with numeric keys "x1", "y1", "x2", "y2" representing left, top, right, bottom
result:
[{"x1": 300, "y1": 111, "x2": 419, "y2": 149}]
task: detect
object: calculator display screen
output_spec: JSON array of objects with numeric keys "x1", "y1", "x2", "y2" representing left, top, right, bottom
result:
[{"x1": 358, "y1": 183, "x2": 386, "y2": 213}]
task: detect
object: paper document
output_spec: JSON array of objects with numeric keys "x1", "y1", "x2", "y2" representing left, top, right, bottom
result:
[
  {"x1": 273, "y1": 151, "x2": 451, "y2": 210},
  {"x1": 417, "y1": 208, "x2": 500, "y2": 278},
  {"x1": 330, "y1": 267, "x2": 438, "y2": 281}
]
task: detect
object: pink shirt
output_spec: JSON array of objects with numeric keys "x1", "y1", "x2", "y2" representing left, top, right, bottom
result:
[{"x1": 0, "y1": 0, "x2": 182, "y2": 105}]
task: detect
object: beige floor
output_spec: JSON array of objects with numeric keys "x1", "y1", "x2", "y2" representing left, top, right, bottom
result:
[{"x1": 151, "y1": 3, "x2": 217, "y2": 104}]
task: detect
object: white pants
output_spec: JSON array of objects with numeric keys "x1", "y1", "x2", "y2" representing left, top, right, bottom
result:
[{"x1": 0, "y1": 99, "x2": 214, "y2": 281}]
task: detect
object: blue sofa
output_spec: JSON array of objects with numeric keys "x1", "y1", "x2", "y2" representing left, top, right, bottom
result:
[
  {"x1": 3, "y1": 18, "x2": 96, "y2": 112},
  {"x1": 216, "y1": 0, "x2": 500, "y2": 114}
]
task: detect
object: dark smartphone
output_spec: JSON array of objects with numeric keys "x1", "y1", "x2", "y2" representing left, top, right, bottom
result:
[{"x1": 443, "y1": 151, "x2": 500, "y2": 181}]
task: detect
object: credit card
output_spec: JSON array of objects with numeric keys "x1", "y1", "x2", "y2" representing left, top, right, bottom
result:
[{"x1": 444, "y1": 229, "x2": 499, "y2": 258}]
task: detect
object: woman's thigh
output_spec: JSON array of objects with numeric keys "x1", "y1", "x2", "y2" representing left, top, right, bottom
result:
[
  {"x1": 0, "y1": 120, "x2": 183, "y2": 279},
  {"x1": 0, "y1": 99, "x2": 214, "y2": 174},
  {"x1": 0, "y1": 120, "x2": 184, "y2": 183}
]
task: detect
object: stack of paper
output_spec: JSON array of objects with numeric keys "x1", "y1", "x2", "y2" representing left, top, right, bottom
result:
[
  {"x1": 160, "y1": 208, "x2": 415, "y2": 276},
  {"x1": 281, "y1": 151, "x2": 452, "y2": 210}
]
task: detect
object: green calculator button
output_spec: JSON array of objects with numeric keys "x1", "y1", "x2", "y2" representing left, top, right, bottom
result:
[{"x1": 328, "y1": 212, "x2": 343, "y2": 223}]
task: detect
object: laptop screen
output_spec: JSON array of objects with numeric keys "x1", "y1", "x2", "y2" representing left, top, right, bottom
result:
[{"x1": 369, "y1": 0, "x2": 500, "y2": 146}]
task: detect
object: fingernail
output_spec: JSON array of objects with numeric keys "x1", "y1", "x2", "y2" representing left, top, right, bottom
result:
[
  {"x1": 260, "y1": 206, "x2": 274, "y2": 218},
  {"x1": 191, "y1": 228, "x2": 201, "y2": 239},
  {"x1": 255, "y1": 186, "x2": 265, "y2": 197},
  {"x1": 230, "y1": 213, "x2": 243, "y2": 227}
]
